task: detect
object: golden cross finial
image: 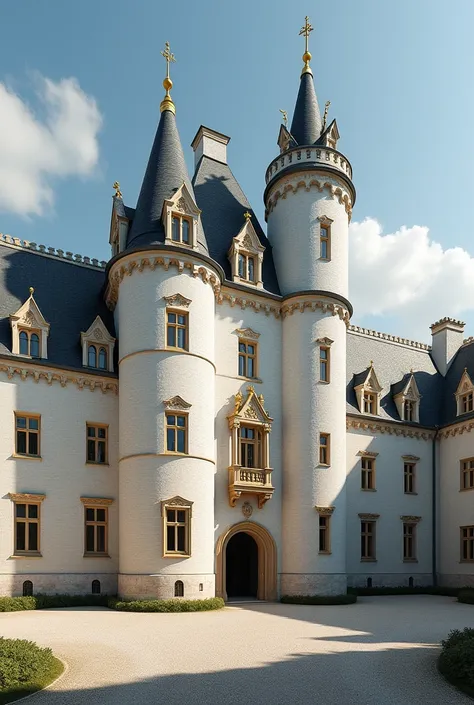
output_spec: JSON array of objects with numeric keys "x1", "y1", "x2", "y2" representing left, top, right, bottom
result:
[
  {"x1": 299, "y1": 16, "x2": 314, "y2": 75},
  {"x1": 279, "y1": 109, "x2": 288, "y2": 128},
  {"x1": 160, "y1": 41, "x2": 176, "y2": 114},
  {"x1": 113, "y1": 181, "x2": 122, "y2": 199},
  {"x1": 244, "y1": 211, "x2": 252, "y2": 221},
  {"x1": 161, "y1": 41, "x2": 176, "y2": 78}
]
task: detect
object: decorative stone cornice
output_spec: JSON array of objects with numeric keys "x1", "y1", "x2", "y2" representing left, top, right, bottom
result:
[
  {"x1": 80, "y1": 497, "x2": 114, "y2": 505},
  {"x1": 315, "y1": 337, "x2": 334, "y2": 346},
  {"x1": 0, "y1": 233, "x2": 106, "y2": 269},
  {"x1": 106, "y1": 254, "x2": 221, "y2": 310},
  {"x1": 217, "y1": 290, "x2": 280, "y2": 318},
  {"x1": 358, "y1": 513, "x2": 380, "y2": 520},
  {"x1": 163, "y1": 293, "x2": 192, "y2": 308},
  {"x1": 315, "y1": 506, "x2": 335, "y2": 516},
  {"x1": 0, "y1": 360, "x2": 118, "y2": 394},
  {"x1": 161, "y1": 496, "x2": 193, "y2": 516},
  {"x1": 348, "y1": 325, "x2": 431, "y2": 351},
  {"x1": 346, "y1": 416, "x2": 435, "y2": 440},
  {"x1": 265, "y1": 174, "x2": 352, "y2": 220},
  {"x1": 234, "y1": 328, "x2": 260, "y2": 340},
  {"x1": 281, "y1": 299, "x2": 350, "y2": 326},
  {"x1": 163, "y1": 395, "x2": 192, "y2": 411},
  {"x1": 402, "y1": 455, "x2": 420, "y2": 462},
  {"x1": 357, "y1": 450, "x2": 379, "y2": 457},
  {"x1": 400, "y1": 515, "x2": 421, "y2": 522},
  {"x1": 430, "y1": 316, "x2": 465, "y2": 333},
  {"x1": 9, "y1": 493, "x2": 45, "y2": 502},
  {"x1": 439, "y1": 419, "x2": 474, "y2": 439}
]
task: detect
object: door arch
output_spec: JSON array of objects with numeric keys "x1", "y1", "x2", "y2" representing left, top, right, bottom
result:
[{"x1": 215, "y1": 521, "x2": 277, "y2": 601}]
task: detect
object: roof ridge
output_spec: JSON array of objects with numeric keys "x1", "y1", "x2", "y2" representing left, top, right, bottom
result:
[
  {"x1": 348, "y1": 324, "x2": 431, "y2": 351},
  {"x1": 0, "y1": 233, "x2": 107, "y2": 270}
]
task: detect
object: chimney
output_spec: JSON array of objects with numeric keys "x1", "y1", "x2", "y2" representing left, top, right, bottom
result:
[
  {"x1": 430, "y1": 317, "x2": 465, "y2": 375},
  {"x1": 191, "y1": 125, "x2": 230, "y2": 170}
]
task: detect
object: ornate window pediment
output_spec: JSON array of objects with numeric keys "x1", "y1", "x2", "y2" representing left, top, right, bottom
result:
[
  {"x1": 228, "y1": 213, "x2": 265, "y2": 288},
  {"x1": 455, "y1": 368, "x2": 474, "y2": 416},
  {"x1": 227, "y1": 387, "x2": 274, "y2": 508},
  {"x1": 163, "y1": 396, "x2": 192, "y2": 411},
  {"x1": 394, "y1": 373, "x2": 421, "y2": 422},
  {"x1": 163, "y1": 293, "x2": 192, "y2": 309},
  {"x1": 10, "y1": 288, "x2": 50, "y2": 359},
  {"x1": 323, "y1": 119, "x2": 340, "y2": 150},
  {"x1": 163, "y1": 183, "x2": 201, "y2": 249},
  {"x1": 277, "y1": 124, "x2": 296, "y2": 154},
  {"x1": 81, "y1": 316, "x2": 115, "y2": 372},
  {"x1": 354, "y1": 364, "x2": 382, "y2": 416}
]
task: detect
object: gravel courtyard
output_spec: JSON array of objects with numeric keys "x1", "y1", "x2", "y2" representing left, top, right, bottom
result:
[{"x1": 1, "y1": 595, "x2": 473, "y2": 704}]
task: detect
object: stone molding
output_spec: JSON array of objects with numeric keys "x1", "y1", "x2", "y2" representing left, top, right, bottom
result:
[
  {"x1": 163, "y1": 395, "x2": 192, "y2": 410},
  {"x1": 234, "y1": 327, "x2": 260, "y2": 340},
  {"x1": 160, "y1": 496, "x2": 193, "y2": 516},
  {"x1": 163, "y1": 293, "x2": 192, "y2": 308},
  {"x1": 9, "y1": 493, "x2": 45, "y2": 502},
  {"x1": 80, "y1": 497, "x2": 114, "y2": 506},
  {"x1": 439, "y1": 419, "x2": 474, "y2": 438},
  {"x1": 0, "y1": 233, "x2": 106, "y2": 269},
  {"x1": 400, "y1": 515, "x2": 421, "y2": 522},
  {"x1": 348, "y1": 325, "x2": 431, "y2": 351},
  {"x1": 315, "y1": 337, "x2": 334, "y2": 346},
  {"x1": 315, "y1": 506, "x2": 335, "y2": 516},
  {"x1": 402, "y1": 455, "x2": 420, "y2": 462},
  {"x1": 265, "y1": 173, "x2": 353, "y2": 220},
  {"x1": 346, "y1": 416, "x2": 435, "y2": 440},
  {"x1": 281, "y1": 298, "x2": 350, "y2": 326},
  {"x1": 217, "y1": 290, "x2": 280, "y2": 318},
  {"x1": 357, "y1": 450, "x2": 379, "y2": 457},
  {"x1": 358, "y1": 513, "x2": 380, "y2": 520},
  {"x1": 0, "y1": 360, "x2": 118, "y2": 395}
]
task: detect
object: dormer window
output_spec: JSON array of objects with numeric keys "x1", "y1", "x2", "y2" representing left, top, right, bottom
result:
[
  {"x1": 171, "y1": 214, "x2": 192, "y2": 245},
  {"x1": 81, "y1": 316, "x2": 115, "y2": 373},
  {"x1": 19, "y1": 330, "x2": 40, "y2": 358},
  {"x1": 404, "y1": 399, "x2": 415, "y2": 421},
  {"x1": 10, "y1": 288, "x2": 50, "y2": 360},
  {"x1": 322, "y1": 119, "x2": 340, "y2": 151},
  {"x1": 393, "y1": 373, "x2": 421, "y2": 423},
  {"x1": 228, "y1": 212, "x2": 265, "y2": 288},
  {"x1": 363, "y1": 392, "x2": 377, "y2": 415},
  {"x1": 455, "y1": 369, "x2": 474, "y2": 416},
  {"x1": 462, "y1": 392, "x2": 474, "y2": 414},
  {"x1": 354, "y1": 364, "x2": 382, "y2": 416},
  {"x1": 238, "y1": 253, "x2": 255, "y2": 282},
  {"x1": 88, "y1": 344, "x2": 108, "y2": 370},
  {"x1": 163, "y1": 183, "x2": 201, "y2": 250}
]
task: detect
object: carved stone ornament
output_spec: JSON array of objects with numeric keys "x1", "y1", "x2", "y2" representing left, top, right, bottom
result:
[
  {"x1": 175, "y1": 197, "x2": 187, "y2": 213},
  {"x1": 80, "y1": 497, "x2": 114, "y2": 506},
  {"x1": 235, "y1": 327, "x2": 260, "y2": 340},
  {"x1": 358, "y1": 513, "x2": 380, "y2": 520},
  {"x1": 315, "y1": 506, "x2": 335, "y2": 516},
  {"x1": 315, "y1": 337, "x2": 334, "y2": 346},
  {"x1": 357, "y1": 450, "x2": 379, "y2": 457},
  {"x1": 24, "y1": 311, "x2": 37, "y2": 327},
  {"x1": 242, "y1": 233, "x2": 253, "y2": 250},
  {"x1": 400, "y1": 515, "x2": 421, "y2": 523},
  {"x1": 93, "y1": 328, "x2": 104, "y2": 340},
  {"x1": 163, "y1": 395, "x2": 192, "y2": 410},
  {"x1": 9, "y1": 493, "x2": 46, "y2": 503},
  {"x1": 163, "y1": 293, "x2": 192, "y2": 308},
  {"x1": 242, "y1": 501, "x2": 253, "y2": 518},
  {"x1": 161, "y1": 496, "x2": 193, "y2": 517},
  {"x1": 244, "y1": 407, "x2": 259, "y2": 420},
  {"x1": 402, "y1": 455, "x2": 420, "y2": 462}
]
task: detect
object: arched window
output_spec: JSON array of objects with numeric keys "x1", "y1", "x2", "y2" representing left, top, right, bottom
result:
[
  {"x1": 408, "y1": 576, "x2": 414, "y2": 588},
  {"x1": 174, "y1": 580, "x2": 184, "y2": 597},
  {"x1": 30, "y1": 333, "x2": 40, "y2": 358},
  {"x1": 98, "y1": 347, "x2": 107, "y2": 370},
  {"x1": 91, "y1": 579, "x2": 101, "y2": 595},
  {"x1": 23, "y1": 580, "x2": 33, "y2": 597},
  {"x1": 19, "y1": 330, "x2": 40, "y2": 357},
  {"x1": 88, "y1": 345, "x2": 97, "y2": 368},
  {"x1": 367, "y1": 577, "x2": 373, "y2": 588},
  {"x1": 19, "y1": 331, "x2": 28, "y2": 355}
]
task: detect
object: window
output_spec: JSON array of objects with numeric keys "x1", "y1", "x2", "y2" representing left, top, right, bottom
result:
[
  {"x1": 22, "y1": 580, "x2": 33, "y2": 597},
  {"x1": 403, "y1": 400, "x2": 415, "y2": 422},
  {"x1": 319, "y1": 515, "x2": 331, "y2": 553},
  {"x1": 361, "y1": 521, "x2": 376, "y2": 560},
  {"x1": 404, "y1": 462, "x2": 416, "y2": 494},
  {"x1": 461, "y1": 526, "x2": 474, "y2": 562},
  {"x1": 14, "y1": 502, "x2": 41, "y2": 555},
  {"x1": 328, "y1": 137, "x2": 336, "y2": 149},
  {"x1": 84, "y1": 506, "x2": 108, "y2": 555},
  {"x1": 363, "y1": 392, "x2": 377, "y2": 415},
  {"x1": 171, "y1": 214, "x2": 192, "y2": 245},
  {"x1": 238, "y1": 253, "x2": 255, "y2": 283},
  {"x1": 403, "y1": 522, "x2": 417, "y2": 561},
  {"x1": 166, "y1": 311, "x2": 188, "y2": 350},
  {"x1": 174, "y1": 580, "x2": 184, "y2": 597},
  {"x1": 239, "y1": 425, "x2": 263, "y2": 468},
  {"x1": 320, "y1": 346, "x2": 330, "y2": 382},
  {"x1": 461, "y1": 458, "x2": 474, "y2": 490},
  {"x1": 462, "y1": 393, "x2": 474, "y2": 414},
  {"x1": 86, "y1": 424, "x2": 108, "y2": 464},
  {"x1": 166, "y1": 414, "x2": 188, "y2": 454},
  {"x1": 91, "y1": 580, "x2": 101, "y2": 595},
  {"x1": 319, "y1": 433, "x2": 330, "y2": 465},
  {"x1": 15, "y1": 413, "x2": 40, "y2": 457},
  {"x1": 320, "y1": 225, "x2": 331, "y2": 260},
  {"x1": 164, "y1": 506, "x2": 191, "y2": 556},
  {"x1": 19, "y1": 330, "x2": 40, "y2": 358},
  {"x1": 87, "y1": 344, "x2": 108, "y2": 370},
  {"x1": 361, "y1": 456, "x2": 375, "y2": 490},
  {"x1": 238, "y1": 341, "x2": 257, "y2": 378}
]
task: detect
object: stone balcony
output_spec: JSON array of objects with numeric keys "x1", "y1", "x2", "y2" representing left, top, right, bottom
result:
[
  {"x1": 228, "y1": 466, "x2": 274, "y2": 509},
  {"x1": 265, "y1": 145, "x2": 353, "y2": 185}
]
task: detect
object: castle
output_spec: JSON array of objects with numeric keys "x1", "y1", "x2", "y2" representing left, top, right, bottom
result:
[{"x1": 0, "y1": 20, "x2": 473, "y2": 601}]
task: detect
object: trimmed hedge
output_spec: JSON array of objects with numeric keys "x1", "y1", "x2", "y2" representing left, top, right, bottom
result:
[
  {"x1": 0, "y1": 638, "x2": 63, "y2": 704},
  {"x1": 348, "y1": 586, "x2": 461, "y2": 597},
  {"x1": 458, "y1": 589, "x2": 474, "y2": 604},
  {"x1": 0, "y1": 594, "x2": 108, "y2": 613},
  {"x1": 109, "y1": 597, "x2": 225, "y2": 612},
  {"x1": 281, "y1": 594, "x2": 357, "y2": 605},
  {"x1": 438, "y1": 628, "x2": 474, "y2": 698}
]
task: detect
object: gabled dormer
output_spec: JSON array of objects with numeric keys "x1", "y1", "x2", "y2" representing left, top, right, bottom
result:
[
  {"x1": 320, "y1": 118, "x2": 340, "y2": 150},
  {"x1": 163, "y1": 182, "x2": 201, "y2": 249},
  {"x1": 10, "y1": 288, "x2": 50, "y2": 359},
  {"x1": 80, "y1": 316, "x2": 115, "y2": 372},
  {"x1": 455, "y1": 368, "x2": 474, "y2": 416},
  {"x1": 393, "y1": 373, "x2": 421, "y2": 423},
  {"x1": 354, "y1": 364, "x2": 383, "y2": 416},
  {"x1": 277, "y1": 124, "x2": 296, "y2": 154},
  {"x1": 228, "y1": 213, "x2": 265, "y2": 288}
]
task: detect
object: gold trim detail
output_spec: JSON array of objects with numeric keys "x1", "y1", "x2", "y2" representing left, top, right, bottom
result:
[
  {"x1": 8, "y1": 493, "x2": 45, "y2": 502},
  {"x1": 119, "y1": 452, "x2": 215, "y2": 465},
  {"x1": 0, "y1": 361, "x2": 117, "y2": 394},
  {"x1": 346, "y1": 416, "x2": 435, "y2": 440},
  {"x1": 315, "y1": 506, "x2": 335, "y2": 516},
  {"x1": 80, "y1": 497, "x2": 114, "y2": 506},
  {"x1": 400, "y1": 515, "x2": 421, "y2": 522}
]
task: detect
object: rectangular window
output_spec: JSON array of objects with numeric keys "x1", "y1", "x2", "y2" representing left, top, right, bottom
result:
[
  {"x1": 462, "y1": 393, "x2": 474, "y2": 414},
  {"x1": 461, "y1": 526, "x2": 474, "y2": 562},
  {"x1": 14, "y1": 502, "x2": 40, "y2": 554},
  {"x1": 361, "y1": 456, "x2": 376, "y2": 490},
  {"x1": 404, "y1": 399, "x2": 415, "y2": 422},
  {"x1": 86, "y1": 424, "x2": 108, "y2": 464},
  {"x1": 238, "y1": 425, "x2": 262, "y2": 468},
  {"x1": 319, "y1": 433, "x2": 330, "y2": 465},
  {"x1": 363, "y1": 392, "x2": 377, "y2": 415},
  {"x1": 166, "y1": 310, "x2": 188, "y2": 350},
  {"x1": 166, "y1": 414, "x2": 188, "y2": 454},
  {"x1": 171, "y1": 214, "x2": 191, "y2": 245},
  {"x1": 238, "y1": 253, "x2": 255, "y2": 282},
  {"x1": 238, "y1": 341, "x2": 257, "y2": 379},
  {"x1": 404, "y1": 462, "x2": 416, "y2": 494},
  {"x1": 320, "y1": 225, "x2": 330, "y2": 260},
  {"x1": 403, "y1": 522, "x2": 417, "y2": 561},
  {"x1": 319, "y1": 515, "x2": 330, "y2": 553},
  {"x1": 461, "y1": 458, "x2": 474, "y2": 490},
  {"x1": 164, "y1": 506, "x2": 190, "y2": 555},
  {"x1": 320, "y1": 346, "x2": 330, "y2": 383},
  {"x1": 84, "y1": 506, "x2": 108, "y2": 555},
  {"x1": 15, "y1": 413, "x2": 40, "y2": 457},
  {"x1": 361, "y1": 521, "x2": 376, "y2": 560}
]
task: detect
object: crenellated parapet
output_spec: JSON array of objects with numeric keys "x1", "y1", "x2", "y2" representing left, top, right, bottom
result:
[{"x1": 0, "y1": 233, "x2": 107, "y2": 269}]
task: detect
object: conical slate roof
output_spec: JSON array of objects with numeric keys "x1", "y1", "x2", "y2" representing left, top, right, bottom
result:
[
  {"x1": 126, "y1": 108, "x2": 208, "y2": 253},
  {"x1": 290, "y1": 71, "x2": 322, "y2": 146}
]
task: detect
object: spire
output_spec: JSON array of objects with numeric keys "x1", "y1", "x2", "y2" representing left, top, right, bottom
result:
[
  {"x1": 289, "y1": 16, "x2": 322, "y2": 145},
  {"x1": 127, "y1": 43, "x2": 207, "y2": 252}
]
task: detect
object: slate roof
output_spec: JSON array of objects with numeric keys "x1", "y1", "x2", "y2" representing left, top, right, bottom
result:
[
  {"x1": 440, "y1": 342, "x2": 474, "y2": 426},
  {"x1": 0, "y1": 244, "x2": 115, "y2": 373},
  {"x1": 126, "y1": 109, "x2": 208, "y2": 254},
  {"x1": 290, "y1": 71, "x2": 322, "y2": 146},
  {"x1": 192, "y1": 155, "x2": 280, "y2": 295}
]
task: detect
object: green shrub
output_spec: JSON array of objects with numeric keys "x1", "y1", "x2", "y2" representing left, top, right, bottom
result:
[
  {"x1": 442, "y1": 628, "x2": 474, "y2": 650},
  {"x1": 348, "y1": 586, "x2": 460, "y2": 597},
  {"x1": 280, "y1": 594, "x2": 357, "y2": 605},
  {"x1": 458, "y1": 589, "x2": 474, "y2": 604},
  {"x1": 34, "y1": 594, "x2": 108, "y2": 609},
  {"x1": 109, "y1": 597, "x2": 225, "y2": 612},
  {"x1": 0, "y1": 598, "x2": 36, "y2": 613},
  {"x1": 439, "y1": 630, "x2": 474, "y2": 696},
  {"x1": 0, "y1": 637, "x2": 62, "y2": 696}
]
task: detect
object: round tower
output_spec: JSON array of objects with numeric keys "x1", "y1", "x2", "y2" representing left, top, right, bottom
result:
[
  {"x1": 265, "y1": 18, "x2": 355, "y2": 595},
  {"x1": 107, "y1": 45, "x2": 220, "y2": 600}
]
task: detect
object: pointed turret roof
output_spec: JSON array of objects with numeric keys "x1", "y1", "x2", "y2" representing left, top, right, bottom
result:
[{"x1": 290, "y1": 71, "x2": 322, "y2": 145}]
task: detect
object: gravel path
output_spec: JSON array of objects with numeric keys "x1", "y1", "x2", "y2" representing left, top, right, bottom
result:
[{"x1": 0, "y1": 595, "x2": 473, "y2": 704}]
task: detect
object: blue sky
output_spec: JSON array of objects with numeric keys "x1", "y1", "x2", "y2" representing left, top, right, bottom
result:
[{"x1": 1, "y1": 0, "x2": 474, "y2": 340}]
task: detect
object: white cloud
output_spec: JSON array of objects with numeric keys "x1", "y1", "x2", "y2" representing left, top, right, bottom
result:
[
  {"x1": 0, "y1": 75, "x2": 102, "y2": 216},
  {"x1": 349, "y1": 218, "x2": 474, "y2": 337}
]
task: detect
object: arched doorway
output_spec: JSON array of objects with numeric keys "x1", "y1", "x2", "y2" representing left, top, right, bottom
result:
[
  {"x1": 215, "y1": 521, "x2": 277, "y2": 601},
  {"x1": 226, "y1": 532, "x2": 258, "y2": 598}
]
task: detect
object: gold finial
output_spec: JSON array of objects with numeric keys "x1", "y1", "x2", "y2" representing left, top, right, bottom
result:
[
  {"x1": 279, "y1": 109, "x2": 288, "y2": 128},
  {"x1": 321, "y1": 101, "x2": 331, "y2": 132},
  {"x1": 299, "y1": 15, "x2": 314, "y2": 76},
  {"x1": 234, "y1": 390, "x2": 243, "y2": 413},
  {"x1": 113, "y1": 181, "x2": 123, "y2": 199},
  {"x1": 160, "y1": 41, "x2": 176, "y2": 114},
  {"x1": 244, "y1": 211, "x2": 252, "y2": 221},
  {"x1": 29, "y1": 287, "x2": 34, "y2": 296},
  {"x1": 369, "y1": 360, "x2": 374, "y2": 368},
  {"x1": 258, "y1": 393, "x2": 265, "y2": 407}
]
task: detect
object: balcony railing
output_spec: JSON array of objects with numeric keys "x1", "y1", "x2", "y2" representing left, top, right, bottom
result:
[{"x1": 228, "y1": 465, "x2": 274, "y2": 508}]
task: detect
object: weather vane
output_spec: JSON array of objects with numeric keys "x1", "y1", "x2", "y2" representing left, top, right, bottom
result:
[
  {"x1": 299, "y1": 16, "x2": 314, "y2": 74},
  {"x1": 113, "y1": 181, "x2": 122, "y2": 199},
  {"x1": 322, "y1": 101, "x2": 331, "y2": 132},
  {"x1": 279, "y1": 109, "x2": 288, "y2": 128},
  {"x1": 160, "y1": 41, "x2": 177, "y2": 113}
]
